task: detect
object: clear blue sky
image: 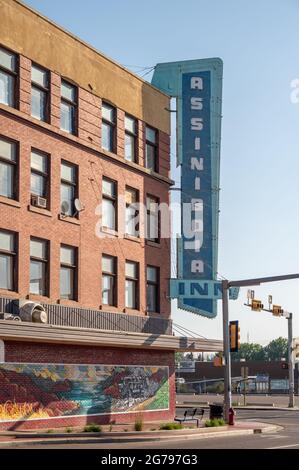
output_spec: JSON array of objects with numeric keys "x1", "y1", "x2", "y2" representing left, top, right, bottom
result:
[{"x1": 24, "y1": 0, "x2": 299, "y2": 345}]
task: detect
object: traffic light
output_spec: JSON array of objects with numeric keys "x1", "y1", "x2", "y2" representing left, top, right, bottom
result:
[
  {"x1": 251, "y1": 300, "x2": 264, "y2": 311},
  {"x1": 272, "y1": 305, "x2": 284, "y2": 316},
  {"x1": 213, "y1": 356, "x2": 223, "y2": 367},
  {"x1": 294, "y1": 340, "x2": 299, "y2": 359},
  {"x1": 281, "y1": 362, "x2": 288, "y2": 370},
  {"x1": 229, "y1": 320, "x2": 240, "y2": 353}
]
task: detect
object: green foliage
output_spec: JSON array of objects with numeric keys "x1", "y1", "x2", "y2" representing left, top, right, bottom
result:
[
  {"x1": 65, "y1": 427, "x2": 73, "y2": 433},
  {"x1": 84, "y1": 423, "x2": 102, "y2": 433},
  {"x1": 175, "y1": 352, "x2": 184, "y2": 363},
  {"x1": 231, "y1": 343, "x2": 265, "y2": 361},
  {"x1": 46, "y1": 429, "x2": 54, "y2": 433},
  {"x1": 264, "y1": 337, "x2": 288, "y2": 361},
  {"x1": 231, "y1": 337, "x2": 288, "y2": 362},
  {"x1": 159, "y1": 422, "x2": 183, "y2": 430},
  {"x1": 134, "y1": 415, "x2": 144, "y2": 431},
  {"x1": 205, "y1": 418, "x2": 225, "y2": 427}
]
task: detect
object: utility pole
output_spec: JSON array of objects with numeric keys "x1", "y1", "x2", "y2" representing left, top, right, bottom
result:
[
  {"x1": 288, "y1": 313, "x2": 295, "y2": 408},
  {"x1": 222, "y1": 272, "x2": 299, "y2": 423},
  {"x1": 222, "y1": 280, "x2": 231, "y2": 422}
]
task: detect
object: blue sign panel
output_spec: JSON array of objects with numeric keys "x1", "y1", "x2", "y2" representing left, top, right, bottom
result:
[
  {"x1": 169, "y1": 280, "x2": 240, "y2": 301},
  {"x1": 152, "y1": 59, "x2": 223, "y2": 318}
]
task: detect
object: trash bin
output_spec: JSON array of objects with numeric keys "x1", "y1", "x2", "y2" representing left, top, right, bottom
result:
[{"x1": 209, "y1": 404, "x2": 224, "y2": 420}]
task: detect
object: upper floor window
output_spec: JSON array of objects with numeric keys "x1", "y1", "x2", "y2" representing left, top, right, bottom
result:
[
  {"x1": 102, "y1": 177, "x2": 117, "y2": 230},
  {"x1": 30, "y1": 237, "x2": 48, "y2": 296},
  {"x1": 102, "y1": 103, "x2": 116, "y2": 152},
  {"x1": 146, "y1": 266, "x2": 159, "y2": 313},
  {"x1": 61, "y1": 161, "x2": 77, "y2": 217},
  {"x1": 125, "y1": 115, "x2": 137, "y2": 162},
  {"x1": 0, "y1": 136, "x2": 17, "y2": 200},
  {"x1": 125, "y1": 187, "x2": 139, "y2": 237},
  {"x1": 0, "y1": 47, "x2": 17, "y2": 108},
  {"x1": 0, "y1": 230, "x2": 16, "y2": 291},
  {"x1": 145, "y1": 126, "x2": 158, "y2": 172},
  {"x1": 31, "y1": 64, "x2": 49, "y2": 122},
  {"x1": 60, "y1": 244, "x2": 77, "y2": 300},
  {"x1": 30, "y1": 150, "x2": 49, "y2": 207},
  {"x1": 60, "y1": 80, "x2": 77, "y2": 134},
  {"x1": 102, "y1": 255, "x2": 117, "y2": 306},
  {"x1": 146, "y1": 195, "x2": 160, "y2": 243},
  {"x1": 125, "y1": 261, "x2": 139, "y2": 309}
]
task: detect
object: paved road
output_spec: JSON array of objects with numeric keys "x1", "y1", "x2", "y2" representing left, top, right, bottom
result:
[
  {"x1": 2, "y1": 409, "x2": 299, "y2": 449},
  {"x1": 176, "y1": 393, "x2": 299, "y2": 407}
]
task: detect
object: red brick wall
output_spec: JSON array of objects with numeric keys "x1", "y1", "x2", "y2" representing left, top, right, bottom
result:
[
  {"x1": 0, "y1": 53, "x2": 171, "y2": 319},
  {"x1": 0, "y1": 341, "x2": 175, "y2": 430}
]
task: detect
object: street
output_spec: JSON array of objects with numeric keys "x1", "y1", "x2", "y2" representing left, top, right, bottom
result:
[{"x1": 1, "y1": 409, "x2": 299, "y2": 449}]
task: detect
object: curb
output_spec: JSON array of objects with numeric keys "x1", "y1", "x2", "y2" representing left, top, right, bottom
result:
[{"x1": 0, "y1": 424, "x2": 282, "y2": 447}]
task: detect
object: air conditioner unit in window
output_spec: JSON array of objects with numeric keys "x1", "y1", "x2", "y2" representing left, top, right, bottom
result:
[{"x1": 31, "y1": 194, "x2": 47, "y2": 209}]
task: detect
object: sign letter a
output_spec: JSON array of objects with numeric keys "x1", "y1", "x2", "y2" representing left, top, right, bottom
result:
[{"x1": 191, "y1": 77, "x2": 203, "y2": 90}]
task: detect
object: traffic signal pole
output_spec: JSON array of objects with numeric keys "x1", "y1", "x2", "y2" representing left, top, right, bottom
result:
[
  {"x1": 222, "y1": 280, "x2": 231, "y2": 422},
  {"x1": 288, "y1": 313, "x2": 295, "y2": 408},
  {"x1": 222, "y1": 273, "x2": 299, "y2": 422}
]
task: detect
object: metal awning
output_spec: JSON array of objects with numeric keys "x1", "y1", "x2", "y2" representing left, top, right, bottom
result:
[{"x1": 0, "y1": 320, "x2": 223, "y2": 352}]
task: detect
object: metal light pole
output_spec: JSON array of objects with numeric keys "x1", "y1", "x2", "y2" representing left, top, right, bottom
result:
[
  {"x1": 222, "y1": 280, "x2": 231, "y2": 422},
  {"x1": 222, "y1": 272, "x2": 299, "y2": 423},
  {"x1": 287, "y1": 313, "x2": 295, "y2": 408}
]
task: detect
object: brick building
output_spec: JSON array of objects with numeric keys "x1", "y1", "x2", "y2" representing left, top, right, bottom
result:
[{"x1": 0, "y1": 0, "x2": 221, "y2": 430}]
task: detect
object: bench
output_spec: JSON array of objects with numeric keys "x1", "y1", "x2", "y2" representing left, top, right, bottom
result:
[{"x1": 174, "y1": 408, "x2": 205, "y2": 428}]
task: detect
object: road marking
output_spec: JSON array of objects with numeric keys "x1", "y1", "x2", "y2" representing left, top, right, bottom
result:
[{"x1": 267, "y1": 443, "x2": 299, "y2": 449}]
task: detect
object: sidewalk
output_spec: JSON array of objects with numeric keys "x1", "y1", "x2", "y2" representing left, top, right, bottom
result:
[{"x1": 0, "y1": 421, "x2": 282, "y2": 447}]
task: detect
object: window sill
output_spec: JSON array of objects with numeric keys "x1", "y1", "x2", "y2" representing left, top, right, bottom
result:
[
  {"x1": 100, "y1": 304, "x2": 119, "y2": 313},
  {"x1": 145, "y1": 240, "x2": 161, "y2": 248},
  {"x1": 0, "y1": 196, "x2": 21, "y2": 208},
  {"x1": 58, "y1": 214, "x2": 80, "y2": 225},
  {"x1": 57, "y1": 298, "x2": 79, "y2": 306},
  {"x1": 124, "y1": 234, "x2": 141, "y2": 243},
  {"x1": 28, "y1": 293, "x2": 50, "y2": 302},
  {"x1": 0, "y1": 288, "x2": 18, "y2": 297},
  {"x1": 28, "y1": 205, "x2": 52, "y2": 217},
  {"x1": 123, "y1": 307, "x2": 141, "y2": 315},
  {"x1": 101, "y1": 226, "x2": 118, "y2": 237}
]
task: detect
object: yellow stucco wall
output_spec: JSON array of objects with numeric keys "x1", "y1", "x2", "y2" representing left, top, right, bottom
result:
[{"x1": 0, "y1": 0, "x2": 170, "y2": 134}]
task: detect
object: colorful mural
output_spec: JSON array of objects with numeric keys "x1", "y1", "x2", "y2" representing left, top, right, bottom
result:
[{"x1": 0, "y1": 363, "x2": 169, "y2": 422}]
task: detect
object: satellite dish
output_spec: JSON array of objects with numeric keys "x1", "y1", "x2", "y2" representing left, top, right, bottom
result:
[
  {"x1": 74, "y1": 199, "x2": 85, "y2": 212},
  {"x1": 61, "y1": 200, "x2": 70, "y2": 215}
]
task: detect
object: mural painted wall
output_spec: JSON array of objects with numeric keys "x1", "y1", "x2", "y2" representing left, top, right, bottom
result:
[{"x1": 0, "y1": 363, "x2": 169, "y2": 422}]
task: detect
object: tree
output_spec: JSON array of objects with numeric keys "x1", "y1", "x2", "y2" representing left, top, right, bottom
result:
[
  {"x1": 175, "y1": 352, "x2": 184, "y2": 363},
  {"x1": 231, "y1": 343, "x2": 265, "y2": 361},
  {"x1": 264, "y1": 337, "x2": 288, "y2": 361}
]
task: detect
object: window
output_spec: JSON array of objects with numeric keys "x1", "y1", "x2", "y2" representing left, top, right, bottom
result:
[
  {"x1": 0, "y1": 47, "x2": 17, "y2": 108},
  {"x1": 102, "y1": 255, "x2": 116, "y2": 306},
  {"x1": 60, "y1": 245, "x2": 77, "y2": 300},
  {"x1": 147, "y1": 266, "x2": 159, "y2": 313},
  {"x1": 30, "y1": 238, "x2": 48, "y2": 296},
  {"x1": 146, "y1": 195, "x2": 160, "y2": 243},
  {"x1": 125, "y1": 261, "x2": 138, "y2": 309},
  {"x1": 31, "y1": 150, "x2": 49, "y2": 200},
  {"x1": 0, "y1": 230, "x2": 16, "y2": 291},
  {"x1": 102, "y1": 103, "x2": 116, "y2": 152},
  {"x1": 31, "y1": 64, "x2": 49, "y2": 122},
  {"x1": 61, "y1": 161, "x2": 77, "y2": 217},
  {"x1": 125, "y1": 115, "x2": 137, "y2": 162},
  {"x1": 102, "y1": 177, "x2": 117, "y2": 230},
  {"x1": 145, "y1": 126, "x2": 158, "y2": 171},
  {"x1": 125, "y1": 187, "x2": 139, "y2": 237},
  {"x1": 0, "y1": 136, "x2": 17, "y2": 199},
  {"x1": 60, "y1": 80, "x2": 76, "y2": 134}
]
